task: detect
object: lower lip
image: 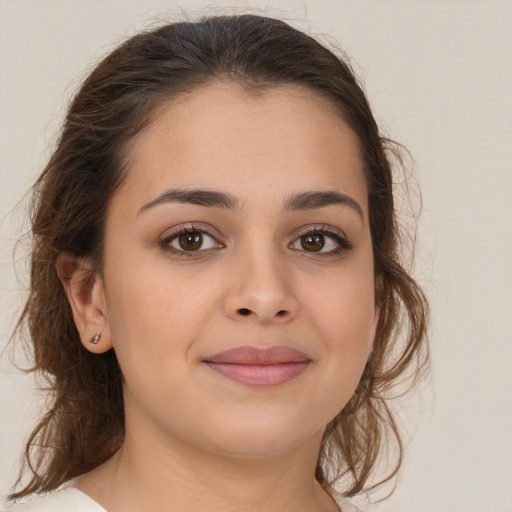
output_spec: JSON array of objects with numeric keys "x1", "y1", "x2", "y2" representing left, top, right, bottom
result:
[{"x1": 204, "y1": 362, "x2": 310, "y2": 387}]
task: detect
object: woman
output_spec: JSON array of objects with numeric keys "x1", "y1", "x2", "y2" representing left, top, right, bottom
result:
[{"x1": 6, "y1": 13, "x2": 428, "y2": 512}]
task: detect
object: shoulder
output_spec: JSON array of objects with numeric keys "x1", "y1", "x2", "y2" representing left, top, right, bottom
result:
[
  {"x1": 5, "y1": 486, "x2": 361, "y2": 512},
  {"x1": 332, "y1": 493, "x2": 365, "y2": 512},
  {"x1": 3, "y1": 487, "x2": 107, "y2": 512}
]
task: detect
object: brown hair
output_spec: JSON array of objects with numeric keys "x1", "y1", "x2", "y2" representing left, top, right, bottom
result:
[{"x1": 10, "y1": 13, "x2": 428, "y2": 501}]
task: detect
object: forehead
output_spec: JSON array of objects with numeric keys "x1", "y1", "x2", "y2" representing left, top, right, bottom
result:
[{"x1": 119, "y1": 81, "x2": 367, "y2": 213}]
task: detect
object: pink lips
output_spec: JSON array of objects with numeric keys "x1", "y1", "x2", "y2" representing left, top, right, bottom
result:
[{"x1": 204, "y1": 346, "x2": 311, "y2": 387}]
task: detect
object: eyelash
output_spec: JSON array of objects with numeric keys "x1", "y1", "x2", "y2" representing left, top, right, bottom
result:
[
  {"x1": 159, "y1": 223, "x2": 353, "y2": 258},
  {"x1": 291, "y1": 225, "x2": 353, "y2": 257},
  {"x1": 159, "y1": 223, "x2": 223, "y2": 258}
]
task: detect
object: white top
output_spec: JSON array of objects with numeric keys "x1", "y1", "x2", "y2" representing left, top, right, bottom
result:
[
  {"x1": 3, "y1": 486, "x2": 362, "y2": 512},
  {"x1": 3, "y1": 488, "x2": 106, "y2": 511}
]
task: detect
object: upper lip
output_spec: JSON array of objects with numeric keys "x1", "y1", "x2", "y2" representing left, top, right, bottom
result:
[{"x1": 204, "y1": 346, "x2": 311, "y2": 365}]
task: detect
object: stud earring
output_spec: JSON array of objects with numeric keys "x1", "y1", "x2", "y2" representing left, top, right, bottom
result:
[{"x1": 88, "y1": 332, "x2": 101, "y2": 344}]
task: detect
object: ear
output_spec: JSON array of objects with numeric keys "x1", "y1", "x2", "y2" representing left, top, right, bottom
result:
[
  {"x1": 365, "y1": 303, "x2": 380, "y2": 361},
  {"x1": 56, "y1": 252, "x2": 112, "y2": 354},
  {"x1": 371, "y1": 305, "x2": 380, "y2": 352}
]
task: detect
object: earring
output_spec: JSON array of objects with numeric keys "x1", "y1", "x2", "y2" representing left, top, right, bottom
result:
[{"x1": 88, "y1": 332, "x2": 101, "y2": 344}]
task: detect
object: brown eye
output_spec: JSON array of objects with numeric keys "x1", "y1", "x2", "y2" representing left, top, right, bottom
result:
[
  {"x1": 178, "y1": 231, "x2": 203, "y2": 251},
  {"x1": 163, "y1": 228, "x2": 220, "y2": 254},
  {"x1": 300, "y1": 234, "x2": 325, "y2": 252},
  {"x1": 290, "y1": 229, "x2": 352, "y2": 256}
]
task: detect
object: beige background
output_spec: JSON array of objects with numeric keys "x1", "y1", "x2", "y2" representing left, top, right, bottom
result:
[{"x1": 1, "y1": 1, "x2": 511, "y2": 511}]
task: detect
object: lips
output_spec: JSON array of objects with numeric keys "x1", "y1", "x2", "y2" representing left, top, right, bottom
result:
[{"x1": 203, "y1": 346, "x2": 311, "y2": 387}]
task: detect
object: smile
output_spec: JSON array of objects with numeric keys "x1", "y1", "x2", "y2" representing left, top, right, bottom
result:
[{"x1": 203, "y1": 346, "x2": 312, "y2": 387}]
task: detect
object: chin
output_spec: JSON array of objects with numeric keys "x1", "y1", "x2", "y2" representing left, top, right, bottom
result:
[{"x1": 198, "y1": 410, "x2": 325, "y2": 460}]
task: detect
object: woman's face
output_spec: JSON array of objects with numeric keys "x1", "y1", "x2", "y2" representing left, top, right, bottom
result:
[{"x1": 97, "y1": 82, "x2": 377, "y2": 458}]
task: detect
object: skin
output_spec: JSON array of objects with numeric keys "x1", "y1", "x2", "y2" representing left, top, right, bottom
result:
[{"x1": 59, "y1": 82, "x2": 378, "y2": 512}]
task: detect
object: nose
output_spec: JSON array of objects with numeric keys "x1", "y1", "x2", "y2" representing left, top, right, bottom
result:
[{"x1": 223, "y1": 245, "x2": 299, "y2": 325}]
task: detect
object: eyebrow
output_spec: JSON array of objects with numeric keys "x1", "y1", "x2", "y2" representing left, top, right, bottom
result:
[
  {"x1": 284, "y1": 191, "x2": 364, "y2": 221},
  {"x1": 137, "y1": 188, "x2": 364, "y2": 221},
  {"x1": 137, "y1": 189, "x2": 239, "y2": 216}
]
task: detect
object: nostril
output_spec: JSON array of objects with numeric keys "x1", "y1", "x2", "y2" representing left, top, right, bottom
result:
[
  {"x1": 238, "y1": 308, "x2": 251, "y2": 316},
  {"x1": 276, "y1": 310, "x2": 288, "y2": 317}
]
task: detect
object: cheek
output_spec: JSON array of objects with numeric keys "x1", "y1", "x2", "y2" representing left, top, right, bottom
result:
[
  {"x1": 103, "y1": 270, "x2": 205, "y2": 425},
  {"x1": 304, "y1": 257, "x2": 376, "y2": 397},
  {"x1": 106, "y1": 273, "x2": 202, "y2": 354},
  {"x1": 310, "y1": 257, "x2": 376, "y2": 345},
  {"x1": 102, "y1": 251, "x2": 228, "y2": 385}
]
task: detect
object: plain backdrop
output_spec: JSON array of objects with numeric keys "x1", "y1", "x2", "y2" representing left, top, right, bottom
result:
[{"x1": 1, "y1": 1, "x2": 511, "y2": 511}]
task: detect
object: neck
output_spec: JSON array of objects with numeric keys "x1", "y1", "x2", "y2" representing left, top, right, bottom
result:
[{"x1": 75, "y1": 421, "x2": 338, "y2": 512}]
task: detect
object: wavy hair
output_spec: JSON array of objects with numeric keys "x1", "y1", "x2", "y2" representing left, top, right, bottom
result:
[{"x1": 10, "y1": 14, "x2": 428, "y2": 501}]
